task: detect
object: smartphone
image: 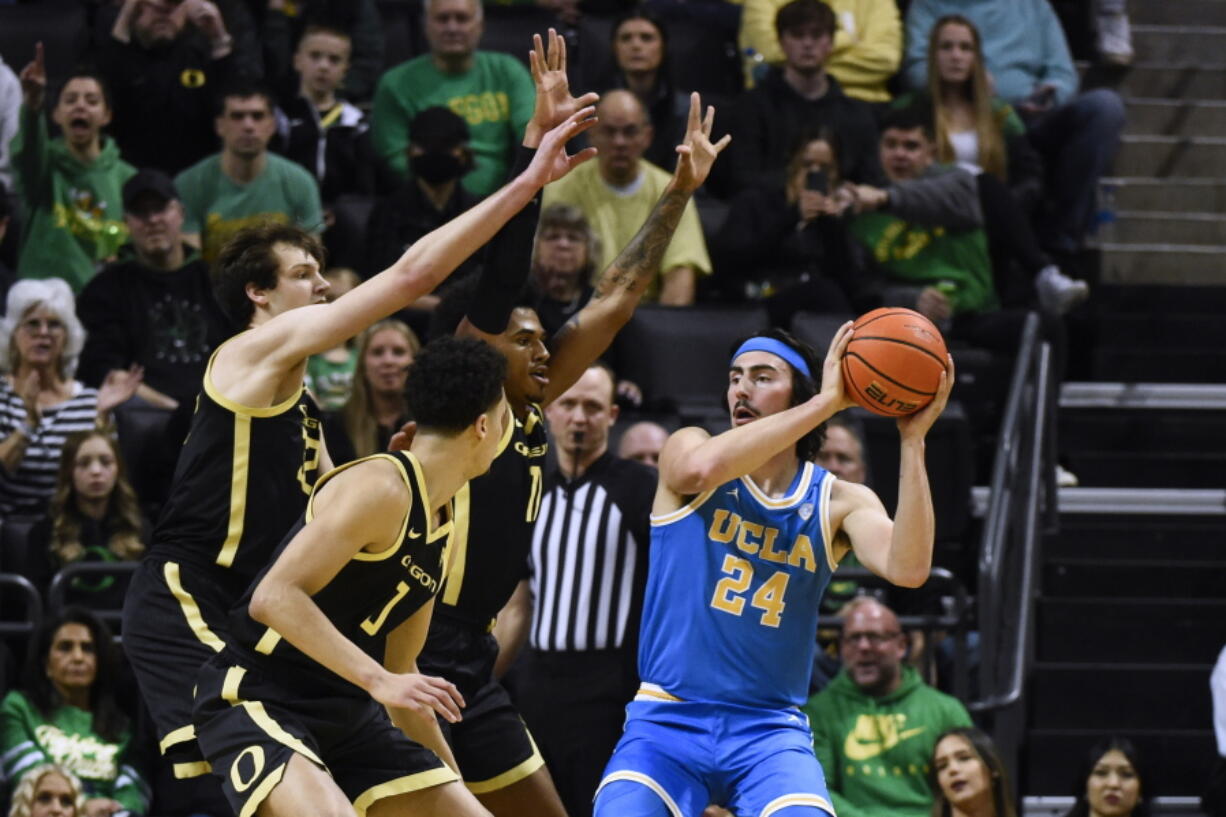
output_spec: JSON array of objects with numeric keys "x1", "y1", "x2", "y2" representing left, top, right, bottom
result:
[{"x1": 806, "y1": 169, "x2": 829, "y2": 195}]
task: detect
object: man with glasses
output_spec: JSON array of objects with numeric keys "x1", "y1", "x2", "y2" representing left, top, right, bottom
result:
[
  {"x1": 802, "y1": 596, "x2": 972, "y2": 817},
  {"x1": 542, "y1": 90, "x2": 710, "y2": 305}
]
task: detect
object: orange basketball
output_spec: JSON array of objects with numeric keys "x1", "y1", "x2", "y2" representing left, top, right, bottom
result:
[{"x1": 841, "y1": 308, "x2": 949, "y2": 417}]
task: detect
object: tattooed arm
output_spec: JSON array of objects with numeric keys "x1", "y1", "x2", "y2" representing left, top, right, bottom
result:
[{"x1": 540, "y1": 93, "x2": 731, "y2": 407}]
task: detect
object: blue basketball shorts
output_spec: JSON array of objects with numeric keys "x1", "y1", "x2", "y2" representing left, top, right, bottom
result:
[{"x1": 593, "y1": 692, "x2": 834, "y2": 817}]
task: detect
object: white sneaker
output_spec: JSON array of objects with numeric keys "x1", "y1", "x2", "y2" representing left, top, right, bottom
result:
[
  {"x1": 1098, "y1": 13, "x2": 1134, "y2": 66},
  {"x1": 1037, "y1": 265, "x2": 1090, "y2": 316},
  {"x1": 1056, "y1": 464, "x2": 1080, "y2": 488}
]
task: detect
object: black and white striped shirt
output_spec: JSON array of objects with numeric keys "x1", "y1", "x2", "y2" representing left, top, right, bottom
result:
[
  {"x1": 528, "y1": 452, "x2": 655, "y2": 653},
  {"x1": 0, "y1": 377, "x2": 100, "y2": 516}
]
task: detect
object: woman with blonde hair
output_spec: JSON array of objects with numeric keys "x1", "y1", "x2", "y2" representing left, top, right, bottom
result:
[
  {"x1": 0, "y1": 278, "x2": 140, "y2": 515},
  {"x1": 7, "y1": 764, "x2": 85, "y2": 817},
  {"x1": 329, "y1": 319, "x2": 420, "y2": 462},
  {"x1": 898, "y1": 15, "x2": 1042, "y2": 212}
]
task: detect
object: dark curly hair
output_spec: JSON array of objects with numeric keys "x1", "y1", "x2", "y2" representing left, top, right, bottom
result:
[
  {"x1": 22, "y1": 608, "x2": 127, "y2": 742},
  {"x1": 729, "y1": 328, "x2": 825, "y2": 462},
  {"x1": 775, "y1": 0, "x2": 837, "y2": 40},
  {"x1": 405, "y1": 336, "x2": 508, "y2": 433},
  {"x1": 212, "y1": 222, "x2": 325, "y2": 327}
]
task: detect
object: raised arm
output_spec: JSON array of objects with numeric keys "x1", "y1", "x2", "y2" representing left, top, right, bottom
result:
[
  {"x1": 657, "y1": 323, "x2": 856, "y2": 499},
  {"x1": 540, "y1": 93, "x2": 731, "y2": 406},
  {"x1": 458, "y1": 30, "x2": 598, "y2": 344},
  {"x1": 247, "y1": 461, "x2": 463, "y2": 723},
  {"x1": 836, "y1": 354, "x2": 955, "y2": 588},
  {"x1": 242, "y1": 104, "x2": 598, "y2": 370}
]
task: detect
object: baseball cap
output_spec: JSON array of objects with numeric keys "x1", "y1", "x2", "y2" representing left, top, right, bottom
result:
[{"x1": 122, "y1": 169, "x2": 179, "y2": 212}]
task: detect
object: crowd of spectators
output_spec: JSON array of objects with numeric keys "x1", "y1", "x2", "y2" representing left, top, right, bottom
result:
[{"x1": 0, "y1": 0, "x2": 1148, "y2": 812}]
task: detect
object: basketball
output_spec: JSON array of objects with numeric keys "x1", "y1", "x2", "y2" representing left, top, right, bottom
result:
[{"x1": 841, "y1": 308, "x2": 949, "y2": 417}]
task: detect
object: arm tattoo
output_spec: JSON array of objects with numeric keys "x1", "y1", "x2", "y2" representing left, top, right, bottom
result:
[{"x1": 593, "y1": 187, "x2": 690, "y2": 300}]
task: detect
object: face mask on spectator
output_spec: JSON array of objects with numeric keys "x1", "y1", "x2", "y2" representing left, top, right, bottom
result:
[{"x1": 411, "y1": 151, "x2": 469, "y2": 184}]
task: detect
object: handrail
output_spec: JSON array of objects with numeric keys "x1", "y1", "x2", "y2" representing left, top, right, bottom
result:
[{"x1": 963, "y1": 310, "x2": 1056, "y2": 782}]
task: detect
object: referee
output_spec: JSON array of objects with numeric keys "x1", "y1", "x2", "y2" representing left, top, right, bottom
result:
[{"x1": 517, "y1": 363, "x2": 655, "y2": 817}]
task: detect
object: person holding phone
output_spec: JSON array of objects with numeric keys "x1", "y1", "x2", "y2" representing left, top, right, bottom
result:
[{"x1": 711, "y1": 130, "x2": 869, "y2": 323}]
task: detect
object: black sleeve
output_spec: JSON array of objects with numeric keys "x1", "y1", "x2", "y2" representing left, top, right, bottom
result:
[
  {"x1": 465, "y1": 145, "x2": 540, "y2": 335},
  {"x1": 76, "y1": 274, "x2": 134, "y2": 388}
]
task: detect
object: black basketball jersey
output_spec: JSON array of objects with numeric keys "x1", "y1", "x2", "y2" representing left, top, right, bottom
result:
[
  {"x1": 151, "y1": 345, "x2": 324, "y2": 584},
  {"x1": 227, "y1": 451, "x2": 453, "y2": 697},
  {"x1": 436, "y1": 403, "x2": 548, "y2": 628}
]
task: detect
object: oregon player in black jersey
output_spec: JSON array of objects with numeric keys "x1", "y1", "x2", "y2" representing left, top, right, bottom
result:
[
  {"x1": 120, "y1": 87, "x2": 599, "y2": 782},
  {"x1": 419, "y1": 87, "x2": 731, "y2": 816},
  {"x1": 194, "y1": 337, "x2": 511, "y2": 817}
]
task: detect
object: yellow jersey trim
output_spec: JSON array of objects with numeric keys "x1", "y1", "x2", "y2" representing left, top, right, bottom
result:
[
  {"x1": 240, "y1": 700, "x2": 324, "y2": 766},
  {"x1": 254, "y1": 628, "x2": 282, "y2": 655},
  {"x1": 221, "y1": 665, "x2": 247, "y2": 703},
  {"x1": 352, "y1": 454, "x2": 415, "y2": 562},
  {"x1": 158, "y1": 724, "x2": 196, "y2": 754},
  {"x1": 238, "y1": 761, "x2": 287, "y2": 817},
  {"x1": 172, "y1": 761, "x2": 212, "y2": 779},
  {"x1": 634, "y1": 683, "x2": 684, "y2": 702},
  {"x1": 740, "y1": 462, "x2": 814, "y2": 509},
  {"x1": 495, "y1": 405, "x2": 518, "y2": 458},
  {"x1": 650, "y1": 489, "x2": 716, "y2": 527},
  {"x1": 522, "y1": 404, "x2": 543, "y2": 436},
  {"x1": 465, "y1": 729, "x2": 544, "y2": 793},
  {"x1": 164, "y1": 562, "x2": 225, "y2": 652},
  {"x1": 353, "y1": 767, "x2": 458, "y2": 816},
  {"x1": 595, "y1": 771, "x2": 683, "y2": 817},
  {"x1": 215, "y1": 413, "x2": 252, "y2": 568},
  {"x1": 761, "y1": 793, "x2": 835, "y2": 817},
  {"x1": 202, "y1": 340, "x2": 305, "y2": 419},
  {"x1": 819, "y1": 471, "x2": 838, "y2": 573},
  {"x1": 441, "y1": 482, "x2": 471, "y2": 606}
]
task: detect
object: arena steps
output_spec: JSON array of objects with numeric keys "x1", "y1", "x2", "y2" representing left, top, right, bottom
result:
[
  {"x1": 1133, "y1": 24, "x2": 1226, "y2": 63},
  {"x1": 1032, "y1": 664, "x2": 1215, "y2": 730},
  {"x1": 1105, "y1": 177, "x2": 1226, "y2": 211},
  {"x1": 1133, "y1": 0, "x2": 1226, "y2": 27},
  {"x1": 1109, "y1": 209, "x2": 1226, "y2": 244},
  {"x1": 1125, "y1": 97, "x2": 1226, "y2": 135}
]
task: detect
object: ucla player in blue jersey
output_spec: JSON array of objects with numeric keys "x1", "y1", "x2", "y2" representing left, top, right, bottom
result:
[{"x1": 593, "y1": 324, "x2": 954, "y2": 817}]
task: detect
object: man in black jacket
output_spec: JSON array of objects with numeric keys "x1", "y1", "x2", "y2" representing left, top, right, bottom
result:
[
  {"x1": 729, "y1": 0, "x2": 884, "y2": 195},
  {"x1": 78, "y1": 169, "x2": 230, "y2": 409},
  {"x1": 98, "y1": 0, "x2": 241, "y2": 175}
]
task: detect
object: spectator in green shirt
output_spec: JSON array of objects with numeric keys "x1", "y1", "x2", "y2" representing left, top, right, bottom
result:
[
  {"x1": 1, "y1": 608, "x2": 148, "y2": 816},
  {"x1": 175, "y1": 81, "x2": 323, "y2": 264},
  {"x1": 371, "y1": 0, "x2": 534, "y2": 197}
]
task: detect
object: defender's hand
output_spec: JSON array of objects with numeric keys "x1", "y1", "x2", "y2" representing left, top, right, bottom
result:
[
  {"x1": 672, "y1": 93, "x2": 731, "y2": 194},
  {"x1": 522, "y1": 105, "x2": 598, "y2": 187},
  {"x1": 524, "y1": 29, "x2": 598, "y2": 146}
]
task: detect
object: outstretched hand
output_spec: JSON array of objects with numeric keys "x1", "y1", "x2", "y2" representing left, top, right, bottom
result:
[
  {"x1": 19, "y1": 42, "x2": 46, "y2": 112},
  {"x1": 97, "y1": 364, "x2": 144, "y2": 416},
  {"x1": 672, "y1": 92, "x2": 732, "y2": 194},
  {"x1": 522, "y1": 105, "x2": 598, "y2": 188},
  {"x1": 897, "y1": 353, "x2": 955, "y2": 440},
  {"x1": 817, "y1": 320, "x2": 858, "y2": 415},
  {"x1": 525, "y1": 29, "x2": 599, "y2": 147}
]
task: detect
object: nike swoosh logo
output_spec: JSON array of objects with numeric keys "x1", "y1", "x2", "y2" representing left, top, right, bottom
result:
[{"x1": 844, "y1": 723, "x2": 927, "y2": 761}]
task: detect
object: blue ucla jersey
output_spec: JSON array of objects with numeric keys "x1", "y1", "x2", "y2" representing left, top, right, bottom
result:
[{"x1": 637, "y1": 462, "x2": 840, "y2": 710}]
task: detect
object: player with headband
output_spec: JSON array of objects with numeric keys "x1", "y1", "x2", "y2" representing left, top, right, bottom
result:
[{"x1": 593, "y1": 324, "x2": 954, "y2": 817}]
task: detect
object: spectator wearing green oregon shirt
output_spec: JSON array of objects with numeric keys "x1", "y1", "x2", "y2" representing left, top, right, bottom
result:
[
  {"x1": 175, "y1": 82, "x2": 323, "y2": 264},
  {"x1": 371, "y1": 0, "x2": 534, "y2": 197},
  {"x1": 802, "y1": 597, "x2": 972, "y2": 817}
]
